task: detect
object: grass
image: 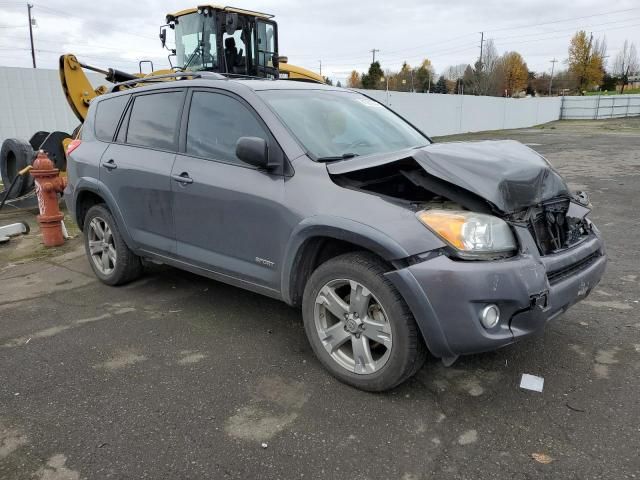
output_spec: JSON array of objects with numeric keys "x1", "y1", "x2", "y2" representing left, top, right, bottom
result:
[{"x1": 585, "y1": 88, "x2": 640, "y2": 95}]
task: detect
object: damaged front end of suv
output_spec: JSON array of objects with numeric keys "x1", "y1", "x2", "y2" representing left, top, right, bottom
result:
[{"x1": 328, "y1": 139, "x2": 606, "y2": 363}]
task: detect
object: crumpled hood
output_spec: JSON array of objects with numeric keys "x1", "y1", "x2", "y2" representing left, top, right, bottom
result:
[{"x1": 327, "y1": 140, "x2": 570, "y2": 213}]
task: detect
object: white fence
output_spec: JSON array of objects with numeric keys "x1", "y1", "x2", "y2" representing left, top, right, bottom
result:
[
  {"x1": 358, "y1": 89, "x2": 562, "y2": 137},
  {"x1": 0, "y1": 66, "x2": 106, "y2": 141},
  {"x1": 560, "y1": 94, "x2": 640, "y2": 119}
]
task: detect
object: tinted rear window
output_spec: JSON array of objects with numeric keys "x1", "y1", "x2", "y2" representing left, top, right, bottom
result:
[
  {"x1": 94, "y1": 95, "x2": 129, "y2": 142},
  {"x1": 126, "y1": 91, "x2": 184, "y2": 151}
]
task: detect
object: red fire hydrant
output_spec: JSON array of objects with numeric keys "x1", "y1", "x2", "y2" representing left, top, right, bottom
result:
[{"x1": 30, "y1": 150, "x2": 67, "y2": 247}]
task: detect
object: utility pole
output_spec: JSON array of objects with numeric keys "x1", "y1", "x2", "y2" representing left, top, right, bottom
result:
[
  {"x1": 479, "y1": 32, "x2": 484, "y2": 66},
  {"x1": 27, "y1": 4, "x2": 36, "y2": 68},
  {"x1": 370, "y1": 48, "x2": 379, "y2": 64},
  {"x1": 319, "y1": 59, "x2": 322, "y2": 76},
  {"x1": 548, "y1": 58, "x2": 557, "y2": 95}
]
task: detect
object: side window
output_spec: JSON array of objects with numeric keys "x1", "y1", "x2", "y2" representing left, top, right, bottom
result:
[
  {"x1": 94, "y1": 95, "x2": 129, "y2": 142},
  {"x1": 256, "y1": 21, "x2": 276, "y2": 68},
  {"x1": 126, "y1": 91, "x2": 184, "y2": 151},
  {"x1": 186, "y1": 91, "x2": 267, "y2": 165}
]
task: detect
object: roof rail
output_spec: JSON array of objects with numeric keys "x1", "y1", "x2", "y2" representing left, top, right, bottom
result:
[
  {"x1": 110, "y1": 71, "x2": 225, "y2": 92},
  {"x1": 220, "y1": 73, "x2": 275, "y2": 81}
]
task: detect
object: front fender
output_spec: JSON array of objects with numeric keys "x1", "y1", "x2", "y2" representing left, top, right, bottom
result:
[{"x1": 281, "y1": 215, "x2": 411, "y2": 305}]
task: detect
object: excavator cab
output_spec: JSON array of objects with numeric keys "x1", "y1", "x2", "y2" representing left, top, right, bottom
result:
[{"x1": 164, "y1": 6, "x2": 279, "y2": 79}]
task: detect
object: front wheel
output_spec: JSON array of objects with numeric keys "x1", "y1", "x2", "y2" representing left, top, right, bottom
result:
[{"x1": 302, "y1": 252, "x2": 426, "y2": 391}]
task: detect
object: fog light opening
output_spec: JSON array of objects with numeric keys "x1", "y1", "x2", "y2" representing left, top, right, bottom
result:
[{"x1": 480, "y1": 304, "x2": 500, "y2": 329}]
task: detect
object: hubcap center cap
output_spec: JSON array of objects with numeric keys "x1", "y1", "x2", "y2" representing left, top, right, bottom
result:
[{"x1": 345, "y1": 314, "x2": 362, "y2": 334}]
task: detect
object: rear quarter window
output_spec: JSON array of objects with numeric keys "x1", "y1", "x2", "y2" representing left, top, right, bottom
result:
[{"x1": 94, "y1": 95, "x2": 130, "y2": 142}]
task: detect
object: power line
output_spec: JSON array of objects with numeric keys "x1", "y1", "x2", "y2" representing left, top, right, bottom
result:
[
  {"x1": 484, "y1": 6, "x2": 640, "y2": 33},
  {"x1": 287, "y1": 6, "x2": 640, "y2": 62},
  {"x1": 491, "y1": 15, "x2": 640, "y2": 42}
]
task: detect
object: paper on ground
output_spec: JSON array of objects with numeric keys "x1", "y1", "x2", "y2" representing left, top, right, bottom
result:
[{"x1": 520, "y1": 374, "x2": 544, "y2": 392}]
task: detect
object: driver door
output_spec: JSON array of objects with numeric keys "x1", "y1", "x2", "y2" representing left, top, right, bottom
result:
[{"x1": 171, "y1": 89, "x2": 289, "y2": 292}]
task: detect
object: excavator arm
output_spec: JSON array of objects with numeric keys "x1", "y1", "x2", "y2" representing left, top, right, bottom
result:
[{"x1": 59, "y1": 54, "x2": 141, "y2": 122}]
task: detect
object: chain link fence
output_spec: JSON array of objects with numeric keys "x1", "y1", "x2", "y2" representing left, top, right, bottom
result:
[{"x1": 561, "y1": 94, "x2": 640, "y2": 119}]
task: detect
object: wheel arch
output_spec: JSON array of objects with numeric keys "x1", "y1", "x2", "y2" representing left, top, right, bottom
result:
[
  {"x1": 281, "y1": 216, "x2": 410, "y2": 307},
  {"x1": 72, "y1": 178, "x2": 136, "y2": 249}
]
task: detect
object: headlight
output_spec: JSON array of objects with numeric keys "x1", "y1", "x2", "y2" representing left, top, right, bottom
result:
[{"x1": 416, "y1": 209, "x2": 517, "y2": 259}]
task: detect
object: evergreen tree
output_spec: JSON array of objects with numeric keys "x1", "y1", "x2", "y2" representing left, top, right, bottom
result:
[
  {"x1": 361, "y1": 61, "x2": 384, "y2": 89},
  {"x1": 434, "y1": 75, "x2": 448, "y2": 93}
]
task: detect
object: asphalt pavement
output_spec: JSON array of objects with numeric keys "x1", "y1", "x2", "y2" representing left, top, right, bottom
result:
[{"x1": 1, "y1": 118, "x2": 639, "y2": 479}]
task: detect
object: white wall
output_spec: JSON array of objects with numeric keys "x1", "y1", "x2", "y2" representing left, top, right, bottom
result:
[
  {"x1": 357, "y1": 89, "x2": 562, "y2": 137},
  {"x1": 0, "y1": 66, "x2": 106, "y2": 141}
]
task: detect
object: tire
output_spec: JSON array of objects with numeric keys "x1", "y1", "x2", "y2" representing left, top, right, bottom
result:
[
  {"x1": 0, "y1": 138, "x2": 35, "y2": 198},
  {"x1": 83, "y1": 204, "x2": 143, "y2": 286},
  {"x1": 302, "y1": 252, "x2": 426, "y2": 392}
]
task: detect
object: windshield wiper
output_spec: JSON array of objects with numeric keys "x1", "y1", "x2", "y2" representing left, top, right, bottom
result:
[{"x1": 316, "y1": 152, "x2": 360, "y2": 162}]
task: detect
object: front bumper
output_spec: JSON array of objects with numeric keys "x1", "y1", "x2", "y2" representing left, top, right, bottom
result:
[{"x1": 386, "y1": 228, "x2": 607, "y2": 359}]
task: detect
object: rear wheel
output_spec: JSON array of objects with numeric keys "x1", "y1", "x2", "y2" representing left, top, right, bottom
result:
[
  {"x1": 302, "y1": 252, "x2": 426, "y2": 391},
  {"x1": 83, "y1": 204, "x2": 142, "y2": 285}
]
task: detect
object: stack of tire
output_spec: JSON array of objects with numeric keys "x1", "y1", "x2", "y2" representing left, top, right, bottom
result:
[{"x1": 0, "y1": 138, "x2": 35, "y2": 199}]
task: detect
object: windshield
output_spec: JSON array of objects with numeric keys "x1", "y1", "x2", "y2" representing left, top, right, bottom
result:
[
  {"x1": 258, "y1": 90, "x2": 429, "y2": 159},
  {"x1": 175, "y1": 13, "x2": 217, "y2": 71}
]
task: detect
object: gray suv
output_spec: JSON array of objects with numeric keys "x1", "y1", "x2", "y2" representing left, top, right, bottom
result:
[{"x1": 65, "y1": 75, "x2": 606, "y2": 391}]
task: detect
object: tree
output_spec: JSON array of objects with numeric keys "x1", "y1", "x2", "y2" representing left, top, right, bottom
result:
[
  {"x1": 346, "y1": 70, "x2": 361, "y2": 88},
  {"x1": 443, "y1": 64, "x2": 468, "y2": 81},
  {"x1": 530, "y1": 72, "x2": 551, "y2": 96},
  {"x1": 336, "y1": 80, "x2": 343, "y2": 88},
  {"x1": 463, "y1": 65, "x2": 474, "y2": 93},
  {"x1": 568, "y1": 30, "x2": 605, "y2": 93},
  {"x1": 433, "y1": 75, "x2": 448, "y2": 94},
  {"x1": 361, "y1": 61, "x2": 384, "y2": 89},
  {"x1": 323, "y1": 76, "x2": 333, "y2": 86},
  {"x1": 396, "y1": 62, "x2": 413, "y2": 92},
  {"x1": 526, "y1": 70, "x2": 536, "y2": 96},
  {"x1": 499, "y1": 51, "x2": 529, "y2": 96},
  {"x1": 613, "y1": 40, "x2": 639, "y2": 93},
  {"x1": 470, "y1": 39, "x2": 500, "y2": 96},
  {"x1": 600, "y1": 72, "x2": 616, "y2": 93},
  {"x1": 415, "y1": 58, "x2": 434, "y2": 92}
]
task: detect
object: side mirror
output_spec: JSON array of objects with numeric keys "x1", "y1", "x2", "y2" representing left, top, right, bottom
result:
[
  {"x1": 159, "y1": 27, "x2": 167, "y2": 48},
  {"x1": 236, "y1": 137, "x2": 277, "y2": 170}
]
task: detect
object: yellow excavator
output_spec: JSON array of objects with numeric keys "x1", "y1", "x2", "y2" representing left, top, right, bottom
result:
[{"x1": 0, "y1": 5, "x2": 324, "y2": 200}]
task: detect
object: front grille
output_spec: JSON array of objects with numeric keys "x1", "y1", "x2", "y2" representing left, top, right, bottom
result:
[
  {"x1": 528, "y1": 198, "x2": 589, "y2": 255},
  {"x1": 546, "y1": 251, "x2": 601, "y2": 285}
]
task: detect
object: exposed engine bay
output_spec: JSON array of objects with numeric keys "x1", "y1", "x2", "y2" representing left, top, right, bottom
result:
[{"x1": 328, "y1": 141, "x2": 593, "y2": 257}]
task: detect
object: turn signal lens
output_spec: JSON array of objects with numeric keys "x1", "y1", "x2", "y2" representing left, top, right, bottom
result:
[{"x1": 416, "y1": 209, "x2": 517, "y2": 258}]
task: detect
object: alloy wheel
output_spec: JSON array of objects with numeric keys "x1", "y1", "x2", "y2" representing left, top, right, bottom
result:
[
  {"x1": 313, "y1": 279, "x2": 392, "y2": 374},
  {"x1": 87, "y1": 216, "x2": 117, "y2": 275}
]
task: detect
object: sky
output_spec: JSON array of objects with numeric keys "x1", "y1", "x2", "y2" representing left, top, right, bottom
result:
[{"x1": 0, "y1": 0, "x2": 638, "y2": 85}]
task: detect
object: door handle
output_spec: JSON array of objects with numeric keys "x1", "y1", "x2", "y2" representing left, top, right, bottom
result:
[
  {"x1": 103, "y1": 159, "x2": 117, "y2": 170},
  {"x1": 171, "y1": 172, "x2": 193, "y2": 185}
]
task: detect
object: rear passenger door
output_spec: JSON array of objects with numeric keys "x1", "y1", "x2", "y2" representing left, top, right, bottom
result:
[
  {"x1": 171, "y1": 89, "x2": 287, "y2": 292},
  {"x1": 100, "y1": 89, "x2": 186, "y2": 255}
]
